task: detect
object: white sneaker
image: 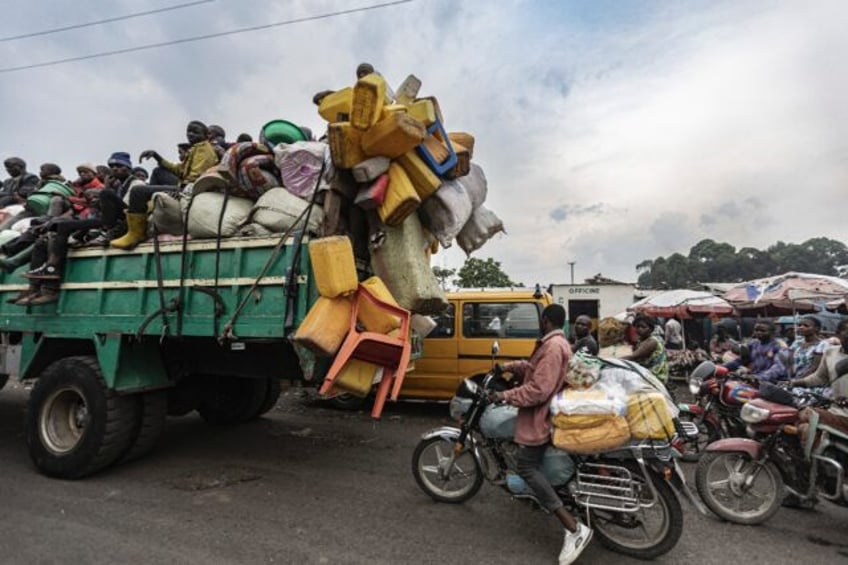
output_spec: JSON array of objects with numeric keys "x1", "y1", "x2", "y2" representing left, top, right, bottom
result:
[{"x1": 558, "y1": 522, "x2": 593, "y2": 565}]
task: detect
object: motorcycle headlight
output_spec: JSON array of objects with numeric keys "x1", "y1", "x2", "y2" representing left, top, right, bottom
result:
[
  {"x1": 741, "y1": 402, "x2": 770, "y2": 424},
  {"x1": 688, "y1": 377, "x2": 702, "y2": 396},
  {"x1": 449, "y1": 397, "x2": 472, "y2": 421}
]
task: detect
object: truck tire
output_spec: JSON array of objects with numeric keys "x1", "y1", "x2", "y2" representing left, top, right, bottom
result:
[
  {"x1": 197, "y1": 376, "x2": 267, "y2": 425},
  {"x1": 119, "y1": 390, "x2": 168, "y2": 464},
  {"x1": 256, "y1": 378, "x2": 282, "y2": 417},
  {"x1": 26, "y1": 356, "x2": 138, "y2": 479}
]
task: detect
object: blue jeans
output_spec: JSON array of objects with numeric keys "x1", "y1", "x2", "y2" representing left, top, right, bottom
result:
[{"x1": 517, "y1": 443, "x2": 563, "y2": 512}]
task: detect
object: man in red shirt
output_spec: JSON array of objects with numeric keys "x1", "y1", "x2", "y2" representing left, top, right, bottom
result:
[{"x1": 492, "y1": 304, "x2": 592, "y2": 565}]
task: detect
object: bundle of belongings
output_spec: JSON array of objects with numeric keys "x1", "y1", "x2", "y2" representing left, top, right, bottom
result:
[
  {"x1": 143, "y1": 70, "x2": 508, "y2": 415},
  {"x1": 550, "y1": 352, "x2": 678, "y2": 454}
]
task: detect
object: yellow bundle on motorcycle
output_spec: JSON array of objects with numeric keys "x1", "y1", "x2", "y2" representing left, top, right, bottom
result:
[
  {"x1": 552, "y1": 415, "x2": 630, "y2": 454},
  {"x1": 626, "y1": 392, "x2": 676, "y2": 440},
  {"x1": 551, "y1": 412, "x2": 612, "y2": 430}
]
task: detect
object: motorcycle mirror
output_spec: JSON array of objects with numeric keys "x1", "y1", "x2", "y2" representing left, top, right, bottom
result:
[
  {"x1": 835, "y1": 357, "x2": 848, "y2": 379},
  {"x1": 690, "y1": 360, "x2": 716, "y2": 381}
]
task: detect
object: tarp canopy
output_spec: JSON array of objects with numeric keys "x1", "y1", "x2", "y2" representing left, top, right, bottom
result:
[
  {"x1": 723, "y1": 272, "x2": 848, "y2": 315},
  {"x1": 628, "y1": 289, "x2": 735, "y2": 319}
]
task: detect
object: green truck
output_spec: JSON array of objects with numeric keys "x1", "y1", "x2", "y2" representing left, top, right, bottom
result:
[{"x1": 0, "y1": 234, "x2": 320, "y2": 479}]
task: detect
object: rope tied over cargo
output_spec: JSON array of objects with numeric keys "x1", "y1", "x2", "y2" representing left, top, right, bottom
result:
[{"x1": 219, "y1": 156, "x2": 326, "y2": 343}]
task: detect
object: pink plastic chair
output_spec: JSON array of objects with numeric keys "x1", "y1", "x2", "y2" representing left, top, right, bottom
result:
[{"x1": 318, "y1": 284, "x2": 411, "y2": 418}]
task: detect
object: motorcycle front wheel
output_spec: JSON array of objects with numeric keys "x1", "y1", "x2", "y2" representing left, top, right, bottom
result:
[
  {"x1": 590, "y1": 467, "x2": 683, "y2": 560},
  {"x1": 412, "y1": 436, "x2": 483, "y2": 503},
  {"x1": 696, "y1": 451, "x2": 783, "y2": 525}
]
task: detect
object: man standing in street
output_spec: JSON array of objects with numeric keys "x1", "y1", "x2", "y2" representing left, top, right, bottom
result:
[
  {"x1": 491, "y1": 304, "x2": 592, "y2": 565},
  {"x1": 570, "y1": 315, "x2": 599, "y2": 355}
]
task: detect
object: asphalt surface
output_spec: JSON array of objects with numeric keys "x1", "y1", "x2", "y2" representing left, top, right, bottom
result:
[{"x1": 1, "y1": 379, "x2": 848, "y2": 565}]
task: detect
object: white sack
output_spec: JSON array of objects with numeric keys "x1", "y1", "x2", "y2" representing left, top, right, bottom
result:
[
  {"x1": 456, "y1": 205, "x2": 505, "y2": 256},
  {"x1": 419, "y1": 178, "x2": 473, "y2": 248},
  {"x1": 458, "y1": 163, "x2": 488, "y2": 209},
  {"x1": 251, "y1": 187, "x2": 324, "y2": 234},
  {"x1": 151, "y1": 193, "x2": 186, "y2": 235},
  {"x1": 187, "y1": 192, "x2": 254, "y2": 238}
]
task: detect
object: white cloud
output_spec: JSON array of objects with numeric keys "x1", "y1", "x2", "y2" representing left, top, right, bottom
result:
[{"x1": 1, "y1": 0, "x2": 846, "y2": 287}]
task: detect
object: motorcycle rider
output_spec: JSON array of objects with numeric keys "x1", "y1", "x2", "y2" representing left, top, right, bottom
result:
[
  {"x1": 791, "y1": 319, "x2": 848, "y2": 438},
  {"x1": 724, "y1": 321, "x2": 789, "y2": 382},
  {"x1": 490, "y1": 304, "x2": 592, "y2": 565}
]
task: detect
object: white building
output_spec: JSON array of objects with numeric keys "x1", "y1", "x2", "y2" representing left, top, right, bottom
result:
[{"x1": 551, "y1": 282, "x2": 637, "y2": 325}]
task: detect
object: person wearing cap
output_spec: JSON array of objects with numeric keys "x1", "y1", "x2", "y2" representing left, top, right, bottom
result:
[
  {"x1": 112, "y1": 121, "x2": 218, "y2": 250},
  {"x1": 89, "y1": 151, "x2": 146, "y2": 246},
  {"x1": 0, "y1": 157, "x2": 39, "y2": 207}
]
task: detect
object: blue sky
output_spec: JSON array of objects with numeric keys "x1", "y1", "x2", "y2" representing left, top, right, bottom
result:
[{"x1": 1, "y1": 0, "x2": 846, "y2": 286}]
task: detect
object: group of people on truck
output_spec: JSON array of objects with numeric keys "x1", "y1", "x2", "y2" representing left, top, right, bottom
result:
[{"x1": 0, "y1": 121, "x2": 258, "y2": 305}]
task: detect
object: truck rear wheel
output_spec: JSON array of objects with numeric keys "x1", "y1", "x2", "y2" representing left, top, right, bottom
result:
[
  {"x1": 197, "y1": 376, "x2": 267, "y2": 425},
  {"x1": 119, "y1": 390, "x2": 168, "y2": 464},
  {"x1": 26, "y1": 356, "x2": 138, "y2": 479},
  {"x1": 256, "y1": 378, "x2": 282, "y2": 417}
]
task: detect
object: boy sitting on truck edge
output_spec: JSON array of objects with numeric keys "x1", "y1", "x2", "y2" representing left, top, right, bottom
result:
[{"x1": 110, "y1": 120, "x2": 218, "y2": 250}]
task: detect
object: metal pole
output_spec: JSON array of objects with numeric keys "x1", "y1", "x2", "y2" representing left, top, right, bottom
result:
[{"x1": 568, "y1": 261, "x2": 575, "y2": 285}]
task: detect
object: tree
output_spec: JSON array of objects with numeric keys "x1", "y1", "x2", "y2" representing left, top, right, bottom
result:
[
  {"x1": 431, "y1": 266, "x2": 456, "y2": 290},
  {"x1": 455, "y1": 257, "x2": 519, "y2": 288},
  {"x1": 636, "y1": 236, "x2": 848, "y2": 288}
]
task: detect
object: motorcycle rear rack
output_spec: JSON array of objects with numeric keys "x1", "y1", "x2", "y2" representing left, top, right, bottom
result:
[
  {"x1": 812, "y1": 454, "x2": 844, "y2": 501},
  {"x1": 572, "y1": 463, "x2": 641, "y2": 513}
]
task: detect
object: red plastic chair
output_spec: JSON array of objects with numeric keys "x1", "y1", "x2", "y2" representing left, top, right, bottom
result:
[{"x1": 318, "y1": 284, "x2": 411, "y2": 418}]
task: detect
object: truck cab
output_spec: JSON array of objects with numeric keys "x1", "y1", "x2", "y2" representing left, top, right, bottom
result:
[{"x1": 401, "y1": 289, "x2": 552, "y2": 400}]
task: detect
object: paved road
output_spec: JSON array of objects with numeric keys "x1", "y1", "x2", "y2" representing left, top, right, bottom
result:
[{"x1": 1, "y1": 380, "x2": 847, "y2": 565}]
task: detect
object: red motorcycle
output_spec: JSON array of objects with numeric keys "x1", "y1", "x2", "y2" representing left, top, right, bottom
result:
[
  {"x1": 677, "y1": 361, "x2": 759, "y2": 460},
  {"x1": 694, "y1": 384, "x2": 839, "y2": 525}
]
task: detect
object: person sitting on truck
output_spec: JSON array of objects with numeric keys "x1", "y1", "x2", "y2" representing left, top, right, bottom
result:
[
  {"x1": 0, "y1": 157, "x2": 39, "y2": 208},
  {"x1": 10, "y1": 154, "x2": 143, "y2": 304},
  {"x1": 623, "y1": 314, "x2": 669, "y2": 383},
  {"x1": 85, "y1": 152, "x2": 146, "y2": 245},
  {"x1": 37, "y1": 163, "x2": 65, "y2": 186},
  {"x1": 110, "y1": 121, "x2": 218, "y2": 250},
  {"x1": 208, "y1": 124, "x2": 231, "y2": 158}
]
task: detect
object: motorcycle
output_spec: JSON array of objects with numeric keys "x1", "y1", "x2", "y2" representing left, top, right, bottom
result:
[
  {"x1": 694, "y1": 382, "x2": 843, "y2": 525},
  {"x1": 677, "y1": 361, "x2": 760, "y2": 460},
  {"x1": 411, "y1": 365, "x2": 704, "y2": 560}
]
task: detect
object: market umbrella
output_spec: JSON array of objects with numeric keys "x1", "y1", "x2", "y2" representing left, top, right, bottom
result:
[
  {"x1": 628, "y1": 289, "x2": 735, "y2": 319},
  {"x1": 722, "y1": 272, "x2": 848, "y2": 314}
]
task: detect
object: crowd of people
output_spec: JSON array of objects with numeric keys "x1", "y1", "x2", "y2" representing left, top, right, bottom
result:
[{"x1": 0, "y1": 121, "x2": 256, "y2": 304}]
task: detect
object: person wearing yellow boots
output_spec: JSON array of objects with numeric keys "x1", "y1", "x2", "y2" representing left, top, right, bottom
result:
[{"x1": 111, "y1": 120, "x2": 218, "y2": 250}]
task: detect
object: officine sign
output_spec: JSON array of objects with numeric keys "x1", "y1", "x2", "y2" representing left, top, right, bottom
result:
[{"x1": 566, "y1": 286, "x2": 601, "y2": 295}]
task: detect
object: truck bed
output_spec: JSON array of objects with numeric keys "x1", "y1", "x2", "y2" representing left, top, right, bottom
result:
[{"x1": 0, "y1": 235, "x2": 315, "y2": 340}]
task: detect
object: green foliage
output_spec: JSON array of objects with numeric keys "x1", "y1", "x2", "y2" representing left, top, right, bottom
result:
[
  {"x1": 431, "y1": 266, "x2": 456, "y2": 290},
  {"x1": 455, "y1": 257, "x2": 520, "y2": 288},
  {"x1": 636, "y1": 237, "x2": 848, "y2": 289}
]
